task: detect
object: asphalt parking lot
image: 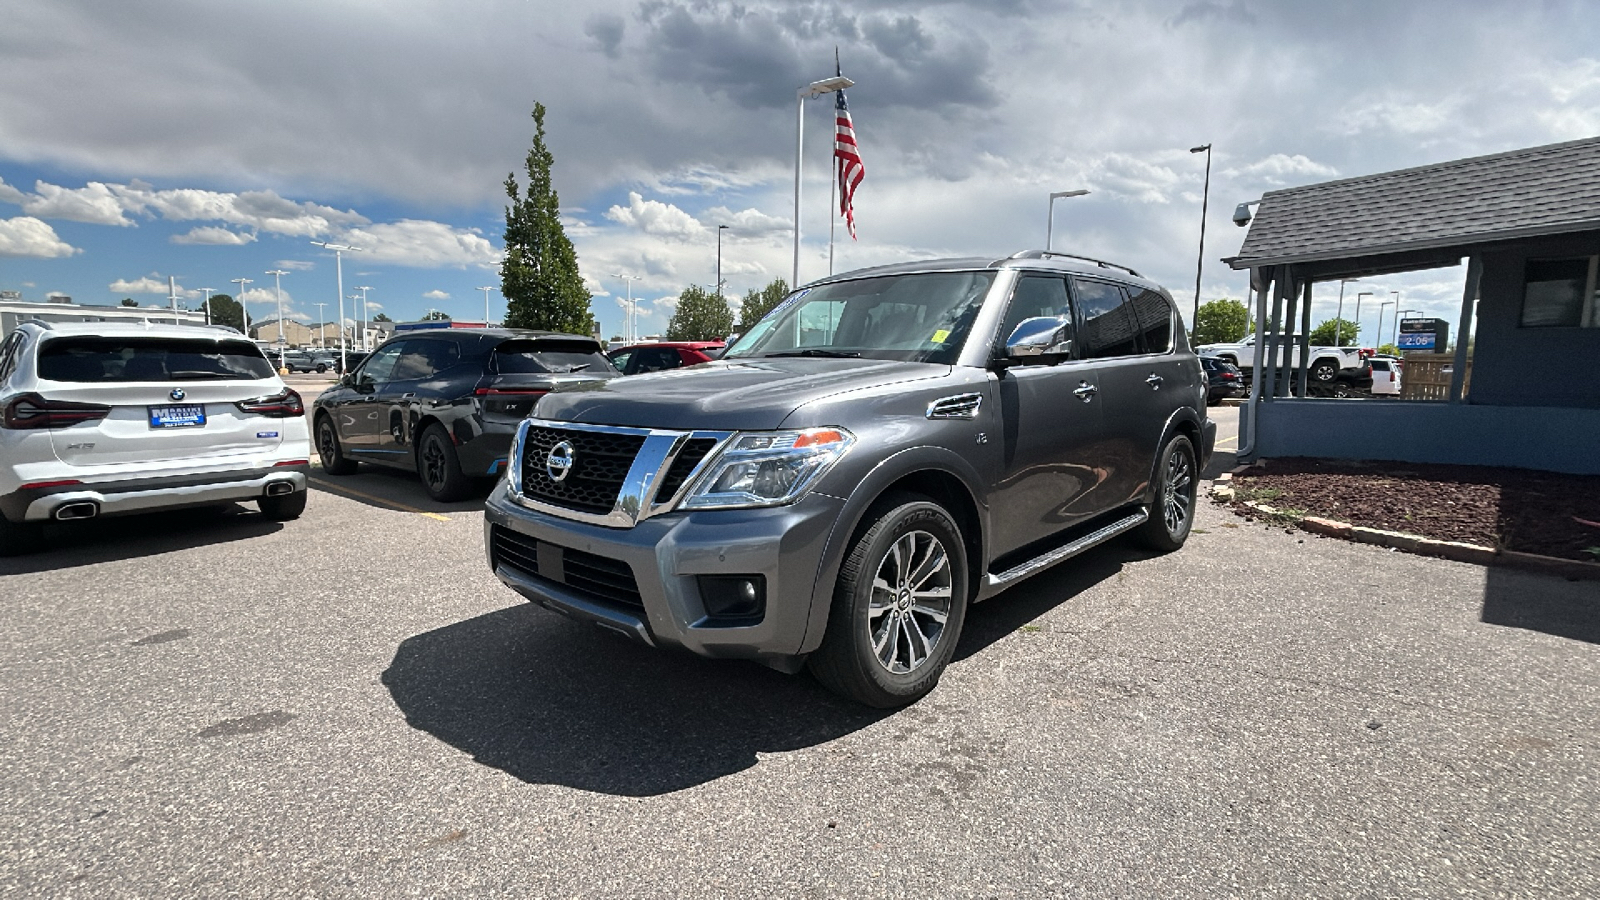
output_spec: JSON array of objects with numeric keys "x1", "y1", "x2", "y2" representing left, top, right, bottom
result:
[{"x1": 1, "y1": 394, "x2": 1595, "y2": 898}]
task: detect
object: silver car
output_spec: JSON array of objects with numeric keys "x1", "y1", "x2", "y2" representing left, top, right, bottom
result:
[{"x1": 0, "y1": 321, "x2": 312, "y2": 554}]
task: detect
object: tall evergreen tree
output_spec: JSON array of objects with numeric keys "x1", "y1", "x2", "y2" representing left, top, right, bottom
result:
[
  {"x1": 736, "y1": 278, "x2": 789, "y2": 331},
  {"x1": 666, "y1": 286, "x2": 735, "y2": 341},
  {"x1": 501, "y1": 103, "x2": 592, "y2": 334},
  {"x1": 208, "y1": 294, "x2": 244, "y2": 332}
]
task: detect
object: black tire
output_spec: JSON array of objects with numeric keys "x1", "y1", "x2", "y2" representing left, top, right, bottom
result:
[
  {"x1": 315, "y1": 364, "x2": 328, "y2": 374},
  {"x1": 809, "y1": 495, "x2": 969, "y2": 708},
  {"x1": 315, "y1": 415, "x2": 358, "y2": 476},
  {"x1": 258, "y1": 490, "x2": 307, "y2": 521},
  {"x1": 417, "y1": 423, "x2": 471, "y2": 502},
  {"x1": 1310, "y1": 360, "x2": 1338, "y2": 382},
  {"x1": 1132, "y1": 433, "x2": 1197, "y2": 553},
  {"x1": 0, "y1": 516, "x2": 43, "y2": 557}
]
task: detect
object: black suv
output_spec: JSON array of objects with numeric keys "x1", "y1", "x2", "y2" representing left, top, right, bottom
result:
[
  {"x1": 313, "y1": 329, "x2": 615, "y2": 500},
  {"x1": 483, "y1": 253, "x2": 1215, "y2": 706}
]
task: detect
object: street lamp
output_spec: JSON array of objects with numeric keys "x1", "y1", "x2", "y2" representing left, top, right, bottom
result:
[
  {"x1": 716, "y1": 225, "x2": 729, "y2": 299},
  {"x1": 793, "y1": 74, "x2": 854, "y2": 288},
  {"x1": 477, "y1": 285, "x2": 496, "y2": 327},
  {"x1": 1045, "y1": 190, "x2": 1089, "y2": 253},
  {"x1": 1189, "y1": 143, "x2": 1212, "y2": 330},
  {"x1": 310, "y1": 241, "x2": 363, "y2": 370},
  {"x1": 231, "y1": 277, "x2": 253, "y2": 337},
  {"x1": 198, "y1": 287, "x2": 215, "y2": 326},
  {"x1": 1354, "y1": 291, "x2": 1373, "y2": 347},
  {"x1": 1334, "y1": 278, "x2": 1359, "y2": 346},
  {"x1": 1376, "y1": 300, "x2": 1396, "y2": 347},
  {"x1": 354, "y1": 286, "x2": 372, "y2": 348},
  {"x1": 266, "y1": 269, "x2": 290, "y2": 370},
  {"x1": 314, "y1": 302, "x2": 327, "y2": 346},
  {"x1": 613, "y1": 273, "x2": 641, "y2": 343}
]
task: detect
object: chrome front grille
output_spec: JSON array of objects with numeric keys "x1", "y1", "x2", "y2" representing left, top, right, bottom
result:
[
  {"x1": 512, "y1": 420, "x2": 731, "y2": 527},
  {"x1": 521, "y1": 425, "x2": 647, "y2": 515}
]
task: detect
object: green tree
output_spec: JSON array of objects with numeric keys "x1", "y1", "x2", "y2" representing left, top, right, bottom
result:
[
  {"x1": 120, "y1": 298, "x2": 137, "y2": 307},
  {"x1": 500, "y1": 102, "x2": 592, "y2": 334},
  {"x1": 207, "y1": 294, "x2": 244, "y2": 332},
  {"x1": 1191, "y1": 298, "x2": 1250, "y2": 344},
  {"x1": 373, "y1": 312, "x2": 392, "y2": 322},
  {"x1": 1309, "y1": 317, "x2": 1360, "y2": 346},
  {"x1": 736, "y1": 278, "x2": 789, "y2": 332},
  {"x1": 423, "y1": 310, "x2": 451, "y2": 321},
  {"x1": 666, "y1": 286, "x2": 735, "y2": 341}
]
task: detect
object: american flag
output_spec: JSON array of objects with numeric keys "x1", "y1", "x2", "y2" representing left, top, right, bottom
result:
[{"x1": 833, "y1": 74, "x2": 864, "y2": 240}]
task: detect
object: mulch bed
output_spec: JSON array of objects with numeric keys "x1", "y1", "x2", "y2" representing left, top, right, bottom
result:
[{"x1": 1228, "y1": 458, "x2": 1600, "y2": 563}]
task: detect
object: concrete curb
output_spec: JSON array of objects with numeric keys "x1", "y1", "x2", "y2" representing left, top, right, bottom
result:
[{"x1": 1209, "y1": 477, "x2": 1600, "y2": 581}]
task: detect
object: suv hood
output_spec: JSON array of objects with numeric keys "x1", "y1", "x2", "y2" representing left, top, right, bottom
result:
[{"x1": 534, "y1": 357, "x2": 949, "y2": 431}]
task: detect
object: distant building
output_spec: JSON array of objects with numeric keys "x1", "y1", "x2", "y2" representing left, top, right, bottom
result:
[{"x1": 1, "y1": 298, "x2": 208, "y2": 335}]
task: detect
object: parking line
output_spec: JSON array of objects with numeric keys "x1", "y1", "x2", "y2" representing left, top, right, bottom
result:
[
  {"x1": 308, "y1": 476, "x2": 452, "y2": 521},
  {"x1": 1216, "y1": 436, "x2": 1239, "y2": 447}
]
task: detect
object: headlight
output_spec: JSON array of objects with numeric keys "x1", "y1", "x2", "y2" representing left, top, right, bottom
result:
[{"x1": 682, "y1": 427, "x2": 855, "y2": 509}]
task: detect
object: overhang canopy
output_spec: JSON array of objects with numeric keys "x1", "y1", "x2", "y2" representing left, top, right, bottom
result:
[{"x1": 1225, "y1": 135, "x2": 1600, "y2": 271}]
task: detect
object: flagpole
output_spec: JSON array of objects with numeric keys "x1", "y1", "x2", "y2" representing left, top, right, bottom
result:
[{"x1": 828, "y1": 157, "x2": 837, "y2": 276}]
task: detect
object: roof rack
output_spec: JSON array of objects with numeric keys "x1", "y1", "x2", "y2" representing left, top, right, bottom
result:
[{"x1": 1006, "y1": 250, "x2": 1141, "y2": 278}]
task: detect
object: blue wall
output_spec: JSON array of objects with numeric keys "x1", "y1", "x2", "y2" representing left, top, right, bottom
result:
[
  {"x1": 1471, "y1": 231, "x2": 1600, "y2": 409},
  {"x1": 1253, "y1": 400, "x2": 1600, "y2": 474}
]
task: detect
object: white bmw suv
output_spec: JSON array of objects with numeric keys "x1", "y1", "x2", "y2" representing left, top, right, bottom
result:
[{"x1": 0, "y1": 321, "x2": 312, "y2": 554}]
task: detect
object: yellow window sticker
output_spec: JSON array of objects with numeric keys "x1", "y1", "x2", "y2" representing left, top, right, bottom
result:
[{"x1": 931, "y1": 329, "x2": 951, "y2": 343}]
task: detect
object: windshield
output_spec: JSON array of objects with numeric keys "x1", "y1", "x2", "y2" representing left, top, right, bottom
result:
[
  {"x1": 37, "y1": 337, "x2": 276, "y2": 381},
  {"x1": 723, "y1": 271, "x2": 995, "y2": 365}
]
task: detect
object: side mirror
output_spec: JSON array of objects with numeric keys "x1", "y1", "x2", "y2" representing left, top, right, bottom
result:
[
  {"x1": 1004, "y1": 316, "x2": 1073, "y2": 359},
  {"x1": 338, "y1": 373, "x2": 354, "y2": 387}
]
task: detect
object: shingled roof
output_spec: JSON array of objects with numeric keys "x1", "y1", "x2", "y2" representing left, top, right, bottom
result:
[{"x1": 1225, "y1": 135, "x2": 1600, "y2": 270}]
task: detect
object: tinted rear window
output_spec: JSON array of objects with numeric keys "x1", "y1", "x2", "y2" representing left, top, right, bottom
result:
[
  {"x1": 38, "y1": 337, "x2": 275, "y2": 382},
  {"x1": 494, "y1": 340, "x2": 615, "y2": 374}
]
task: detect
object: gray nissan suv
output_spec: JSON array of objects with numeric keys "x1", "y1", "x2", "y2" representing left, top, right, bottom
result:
[{"x1": 483, "y1": 251, "x2": 1215, "y2": 706}]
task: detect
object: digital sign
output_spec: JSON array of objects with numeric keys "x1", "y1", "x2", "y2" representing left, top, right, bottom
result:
[{"x1": 1398, "y1": 318, "x2": 1449, "y2": 351}]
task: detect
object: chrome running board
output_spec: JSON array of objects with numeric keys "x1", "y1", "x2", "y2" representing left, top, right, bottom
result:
[{"x1": 985, "y1": 508, "x2": 1148, "y2": 589}]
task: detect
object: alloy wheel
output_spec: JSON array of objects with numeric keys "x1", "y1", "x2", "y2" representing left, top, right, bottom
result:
[
  {"x1": 866, "y1": 529, "x2": 954, "y2": 675},
  {"x1": 421, "y1": 435, "x2": 448, "y2": 491},
  {"x1": 1162, "y1": 445, "x2": 1194, "y2": 535}
]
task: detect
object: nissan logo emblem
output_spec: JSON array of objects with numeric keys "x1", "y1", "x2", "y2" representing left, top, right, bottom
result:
[
  {"x1": 546, "y1": 441, "x2": 576, "y2": 483},
  {"x1": 170, "y1": 388, "x2": 186, "y2": 401}
]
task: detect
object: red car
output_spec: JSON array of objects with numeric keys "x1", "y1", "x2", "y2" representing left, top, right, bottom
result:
[{"x1": 606, "y1": 341, "x2": 725, "y2": 376}]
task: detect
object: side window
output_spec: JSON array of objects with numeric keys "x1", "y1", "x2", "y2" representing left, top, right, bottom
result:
[
  {"x1": 997, "y1": 275, "x2": 1073, "y2": 355},
  {"x1": 1128, "y1": 288, "x2": 1173, "y2": 353},
  {"x1": 356, "y1": 342, "x2": 407, "y2": 385},
  {"x1": 390, "y1": 339, "x2": 457, "y2": 380},
  {"x1": 1072, "y1": 278, "x2": 1142, "y2": 359},
  {"x1": 632, "y1": 347, "x2": 681, "y2": 374},
  {"x1": 609, "y1": 350, "x2": 634, "y2": 372}
]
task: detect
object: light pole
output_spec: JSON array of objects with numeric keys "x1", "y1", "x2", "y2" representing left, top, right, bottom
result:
[
  {"x1": 198, "y1": 287, "x2": 215, "y2": 326},
  {"x1": 231, "y1": 277, "x2": 253, "y2": 337},
  {"x1": 310, "y1": 241, "x2": 362, "y2": 370},
  {"x1": 1376, "y1": 300, "x2": 1396, "y2": 347},
  {"x1": 1354, "y1": 291, "x2": 1373, "y2": 348},
  {"x1": 1333, "y1": 278, "x2": 1359, "y2": 346},
  {"x1": 1189, "y1": 143, "x2": 1212, "y2": 330},
  {"x1": 477, "y1": 285, "x2": 496, "y2": 327},
  {"x1": 1045, "y1": 190, "x2": 1089, "y2": 253},
  {"x1": 354, "y1": 286, "x2": 372, "y2": 348},
  {"x1": 793, "y1": 74, "x2": 855, "y2": 289},
  {"x1": 1387, "y1": 291, "x2": 1401, "y2": 349},
  {"x1": 716, "y1": 225, "x2": 729, "y2": 299},
  {"x1": 314, "y1": 302, "x2": 327, "y2": 346},
  {"x1": 612, "y1": 273, "x2": 641, "y2": 343},
  {"x1": 266, "y1": 269, "x2": 289, "y2": 369}
]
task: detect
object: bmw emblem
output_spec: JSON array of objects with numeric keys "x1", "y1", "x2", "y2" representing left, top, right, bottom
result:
[
  {"x1": 170, "y1": 388, "x2": 186, "y2": 401},
  {"x1": 545, "y1": 441, "x2": 575, "y2": 483}
]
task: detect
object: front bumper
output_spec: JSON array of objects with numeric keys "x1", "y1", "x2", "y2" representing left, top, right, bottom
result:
[
  {"x1": 483, "y1": 483, "x2": 844, "y2": 665},
  {"x1": 0, "y1": 464, "x2": 309, "y2": 523}
]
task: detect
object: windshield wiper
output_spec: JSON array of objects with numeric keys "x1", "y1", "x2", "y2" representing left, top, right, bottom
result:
[{"x1": 764, "y1": 348, "x2": 861, "y2": 358}]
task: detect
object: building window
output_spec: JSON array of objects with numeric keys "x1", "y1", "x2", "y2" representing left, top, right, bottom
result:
[{"x1": 1520, "y1": 255, "x2": 1598, "y2": 328}]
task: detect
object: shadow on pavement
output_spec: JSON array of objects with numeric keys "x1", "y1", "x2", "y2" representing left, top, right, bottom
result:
[
  {"x1": 382, "y1": 605, "x2": 889, "y2": 796},
  {"x1": 1202, "y1": 447, "x2": 1238, "y2": 480},
  {"x1": 0, "y1": 505, "x2": 283, "y2": 575},
  {"x1": 308, "y1": 464, "x2": 494, "y2": 515},
  {"x1": 1481, "y1": 566, "x2": 1600, "y2": 644}
]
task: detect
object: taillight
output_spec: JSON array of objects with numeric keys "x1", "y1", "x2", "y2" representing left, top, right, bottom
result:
[
  {"x1": 235, "y1": 389, "x2": 304, "y2": 417},
  {"x1": 1, "y1": 393, "x2": 111, "y2": 429},
  {"x1": 473, "y1": 387, "x2": 550, "y2": 397}
]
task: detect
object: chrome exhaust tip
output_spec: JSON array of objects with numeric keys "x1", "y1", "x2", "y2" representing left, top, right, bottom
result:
[
  {"x1": 263, "y1": 481, "x2": 296, "y2": 497},
  {"x1": 54, "y1": 501, "x2": 99, "y2": 520}
]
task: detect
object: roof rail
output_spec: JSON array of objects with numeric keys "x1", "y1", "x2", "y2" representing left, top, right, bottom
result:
[{"x1": 1006, "y1": 250, "x2": 1142, "y2": 278}]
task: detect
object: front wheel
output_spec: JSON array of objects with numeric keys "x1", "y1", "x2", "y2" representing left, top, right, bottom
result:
[
  {"x1": 316, "y1": 416, "x2": 359, "y2": 475},
  {"x1": 1311, "y1": 360, "x2": 1338, "y2": 382},
  {"x1": 418, "y1": 424, "x2": 471, "y2": 502},
  {"x1": 1132, "y1": 433, "x2": 1197, "y2": 553},
  {"x1": 315, "y1": 364, "x2": 328, "y2": 373},
  {"x1": 809, "y1": 496, "x2": 969, "y2": 708}
]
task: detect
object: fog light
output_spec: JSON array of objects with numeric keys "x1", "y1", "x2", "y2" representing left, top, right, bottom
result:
[{"x1": 697, "y1": 575, "x2": 766, "y2": 623}]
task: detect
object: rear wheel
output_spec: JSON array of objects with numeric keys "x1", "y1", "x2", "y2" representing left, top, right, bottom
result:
[
  {"x1": 1132, "y1": 434, "x2": 1197, "y2": 553},
  {"x1": 259, "y1": 490, "x2": 307, "y2": 521},
  {"x1": 418, "y1": 423, "x2": 471, "y2": 502},
  {"x1": 315, "y1": 363, "x2": 328, "y2": 373},
  {"x1": 1311, "y1": 360, "x2": 1338, "y2": 382},
  {"x1": 0, "y1": 516, "x2": 42, "y2": 557},
  {"x1": 809, "y1": 496, "x2": 968, "y2": 708},
  {"x1": 316, "y1": 416, "x2": 358, "y2": 475}
]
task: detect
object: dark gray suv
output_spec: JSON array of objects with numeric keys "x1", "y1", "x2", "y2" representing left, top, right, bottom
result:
[{"x1": 483, "y1": 251, "x2": 1215, "y2": 706}]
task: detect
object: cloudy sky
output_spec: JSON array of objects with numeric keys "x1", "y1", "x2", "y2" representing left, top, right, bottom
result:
[{"x1": 2, "y1": 0, "x2": 1597, "y2": 342}]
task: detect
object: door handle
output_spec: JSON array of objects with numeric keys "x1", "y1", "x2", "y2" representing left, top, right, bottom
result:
[
  {"x1": 1074, "y1": 382, "x2": 1098, "y2": 402},
  {"x1": 400, "y1": 392, "x2": 417, "y2": 400},
  {"x1": 1146, "y1": 373, "x2": 1164, "y2": 389}
]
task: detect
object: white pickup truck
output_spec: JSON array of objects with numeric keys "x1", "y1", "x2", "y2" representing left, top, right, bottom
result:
[{"x1": 1197, "y1": 335, "x2": 1364, "y2": 386}]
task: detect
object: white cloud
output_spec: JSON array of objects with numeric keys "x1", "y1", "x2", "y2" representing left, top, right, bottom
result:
[
  {"x1": 1228, "y1": 153, "x2": 1339, "y2": 185},
  {"x1": 171, "y1": 225, "x2": 256, "y2": 245},
  {"x1": 108, "y1": 276, "x2": 173, "y2": 294},
  {"x1": 341, "y1": 220, "x2": 498, "y2": 268},
  {"x1": 0, "y1": 217, "x2": 79, "y2": 258},
  {"x1": 0, "y1": 177, "x2": 25, "y2": 205},
  {"x1": 423, "y1": 289, "x2": 451, "y2": 300},
  {"x1": 274, "y1": 259, "x2": 316, "y2": 271},
  {"x1": 23, "y1": 181, "x2": 132, "y2": 225},
  {"x1": 1089, "y1": 154, "x2": 1181, "y2": 204},
  {"x1": 703, "y1": 205, "x2": 791, "y2": 235},
  {"x1": 604, "y1": 192, "x2": 704, "y2": 239}
]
